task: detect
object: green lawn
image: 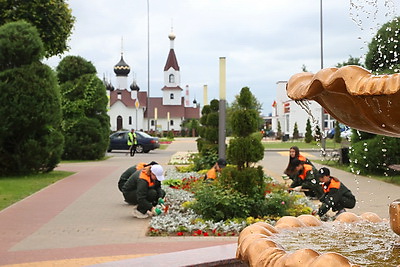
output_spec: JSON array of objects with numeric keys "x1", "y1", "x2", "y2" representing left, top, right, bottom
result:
[
  {"x1": 262, "y1": 138, "x2": 346, "y2": 150},
  {"x1": 0, "y1": 170, "x2": 74, "y2": 211}
]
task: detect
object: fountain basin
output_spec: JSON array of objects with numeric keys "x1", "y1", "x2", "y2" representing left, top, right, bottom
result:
[
  {"x1": 390, "y1": 199, "x2": 400, "y2": 236},
  {"x1": 236, "y1": 211, "x2": 399, "y2": 266},
  {"x1": 286, "y1": 66, "x2": 400, "y2": 137}
]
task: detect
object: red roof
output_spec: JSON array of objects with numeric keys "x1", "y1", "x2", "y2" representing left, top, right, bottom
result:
[
  {"x1": 164, "y1": 49, "x2": 180, "y2": 71},
  {"x1": 109, "y1": 90, "x2": 200, "y2": 120},
  {"x1": 161, "y1": 86, "x2": 183, "y2": 91},
  {"x1": 145, "y1": 97, "x2": 200, "y2": 119}
]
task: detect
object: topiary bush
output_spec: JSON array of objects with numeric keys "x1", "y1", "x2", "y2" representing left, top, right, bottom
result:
[
  {"x1": 219, "y1": 165, "x2": 266, "y2": 198},
  {"x1": 0, "y1": 21, "x2": 64, "y2": 175},
  {"x1": 304, "y1": 118, "x2": 313, "y2": 143},
  {"x1": 57, "y1": 56, "x2": 110, "y2": 160}
]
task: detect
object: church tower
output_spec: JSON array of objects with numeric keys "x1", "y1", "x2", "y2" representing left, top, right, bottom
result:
[
  {"x1": 162, "y1": 30, "x2": 183, "y2": 105},
  {"x1": 113, "y1": 52, "x2": 130, "y2": 90}
]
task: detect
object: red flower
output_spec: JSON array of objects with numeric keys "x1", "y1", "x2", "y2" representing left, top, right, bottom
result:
[
  {"x1": 177, "y1": 232, "x2": 183, "y2": 236},
  {"x1": 193, "y1": 229, "x2": 202, "y2": 236},
  {"x1": 203, "y1": 232, "x2": 209, "y2": 236}
]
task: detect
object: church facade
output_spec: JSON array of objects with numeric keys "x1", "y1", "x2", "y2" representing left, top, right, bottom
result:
[{"x1": 105, "y1": 31, "x2": 200, "y2": 134}]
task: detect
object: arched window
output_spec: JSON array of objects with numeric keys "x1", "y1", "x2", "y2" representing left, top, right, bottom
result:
[
  {"x1": 129, "y1": 116, "x2": 132, "y2": 125},
  {"x1": 170, "y1": 93, "x2": 174, "y2": 99},
  {"x1": 169, "y1": 74, "x2": 175, "y2": 83},
  {"x1": 151, "y1": 120, "x2": 155, "y2": 126},
  {"x1": 170, "y1": 120, "x2": 174, "y2": 126},
  {"x1": 117, "y1": 92, "x2": 121, "y2": 99}
]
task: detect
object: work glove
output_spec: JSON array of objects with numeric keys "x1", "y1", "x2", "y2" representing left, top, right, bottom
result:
[
  {"x1": 293, "y1": 186, "x2": 302, "y2": 192},
  {"x1": 149, "y1": 205, "x2": 163, "y2": 216},
  {"x1": 311, "y1": 209, "x2": 318, "y2": 216}
]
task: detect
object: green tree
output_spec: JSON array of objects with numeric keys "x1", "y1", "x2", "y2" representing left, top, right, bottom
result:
[
  {"x1": 334, "y1": 121, "x2": 342, "y2": 144},
  {"x1": 227, "y1": 87, "x2": 264, "y2": 170},
  {"x1": 365, "y1": 16, "x2": 400, "y2": 73},
  {"x1": 336, "y1": 55, "x2": 364, "y2": 68},
  {"x1": 0, "y1": 21, "x2": 64, "y2": 175},
  {"x1": 225, "y1": 87, "x2": 265, "y2": 199},
  {"x1": 276, "y1": 121, "x2": 282, "y2": 140},
  {"x1": 349, "y1": 17, "x2": 400, "y2": 175},
  {"x1": 293, "y1": 122, "x2": 299, "y2": 140},
  {"x1": 181, "y1": 119, "x2": 199, "y2": 137},
  {"x1": 0, "y1": 0, "x2": 75, "y2": 58},
  {"x1": 57, "y1": 56, "x2": 110, "y2": 160},
  {"x1": 197, "y1": 99, "x2": 219, "y2": 153},
  {"x1": 304, "y1": 118, "x2": 313, "y2": 143}
]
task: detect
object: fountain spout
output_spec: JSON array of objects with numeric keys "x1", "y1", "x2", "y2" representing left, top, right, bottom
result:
[{"x1": 286, "y1": 65, "x2": 400, "y2": 137}]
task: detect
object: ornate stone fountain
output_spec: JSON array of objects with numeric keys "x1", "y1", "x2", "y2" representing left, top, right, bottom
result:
[
  {"x1": 286, "y1": 65, "x2": 400, "y2": 137},
  {"x1": 236, "y1": 66, "x2": 400, "y2": 266}
]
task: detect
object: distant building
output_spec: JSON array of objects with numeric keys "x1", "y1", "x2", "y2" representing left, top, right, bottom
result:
[
  {"x1": 105, "y1": 31, "x2": 200, "y2": 133},
  {"x1": 271, "y1": 81, "x2": 335, "y2": 138}
]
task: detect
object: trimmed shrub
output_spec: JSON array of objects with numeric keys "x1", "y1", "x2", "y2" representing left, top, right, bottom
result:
[{"x1": 0, "y1": 21, "x2": 63, "y2": 175}]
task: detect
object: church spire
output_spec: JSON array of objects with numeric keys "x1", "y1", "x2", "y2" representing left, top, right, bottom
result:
[{"x1": 164, "y1": 29, "x2": 179, "y2": 71}]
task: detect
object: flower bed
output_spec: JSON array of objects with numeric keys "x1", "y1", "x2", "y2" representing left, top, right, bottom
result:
[
  {"x1": 168, "y1": 152, "x2": 197, "y2": 165},
  {"x1": 148, "y1": 168, "x2": 316, "y2": 237}
]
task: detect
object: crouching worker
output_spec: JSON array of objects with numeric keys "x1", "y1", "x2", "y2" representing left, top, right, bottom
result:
[
  {"x1": 122, "y1": 164, "x2": 166, "y2": 219},
  {"x1": 204, "y1": 158, "x2": 227, "y2": 182},
  {"x1": 288, "y1": 158, "x2": 323, "y2": 199},
  {"x1": 118, "y1": 161, "x2": 157, "y2": 193},
  {"x1": 314, "y1": 167, "x2": 356, "y2": 218}
]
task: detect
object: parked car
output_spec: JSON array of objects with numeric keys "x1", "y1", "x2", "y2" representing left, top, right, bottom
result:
[
  {"x1": 107, "y1": 130, "x2": 160, "y2": 153},
  {"x1": 340, "y1": 128, "x2": 353, "y2": 139},
  {"x1": 327, "y1": 125, "x2": 349, "y2": 139}
]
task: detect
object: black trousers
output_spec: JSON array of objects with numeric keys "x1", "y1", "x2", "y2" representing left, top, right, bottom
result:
[{"x1": 129, "y1": 144, "x2": 137, "y2": 156}]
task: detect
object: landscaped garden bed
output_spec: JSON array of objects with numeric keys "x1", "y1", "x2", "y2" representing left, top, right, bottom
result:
[{"x1": 148, "y1": 167, "x2": 317, "y2": 237}]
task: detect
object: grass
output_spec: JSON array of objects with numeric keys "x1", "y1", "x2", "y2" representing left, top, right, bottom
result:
[
  {"x1": 0, "y1": 170, "x2": 74, "y2": 211},
  {"x1": 262, "y1": 138, "x2": 346, "y2": 150}
]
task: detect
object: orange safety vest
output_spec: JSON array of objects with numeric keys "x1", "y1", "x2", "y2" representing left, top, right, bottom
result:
[
  {"x1": 322, "y1": 178, "x2": 340, "y2": 193},
  {"x1": 298, "y1": 154, "x2": 307, "y2": 162},
  {"x1": 298, "y1": 164, "x2": 313, "y2": 180},
  {"x1": 139, "y1": 169, "x2": 155, "y2": 187},
  {"x1": 206, "y1": 168, "x2": 217, "y2": 180},
  {"x1": 136, "y1": 162, "x2": 146, "y2": 170}
]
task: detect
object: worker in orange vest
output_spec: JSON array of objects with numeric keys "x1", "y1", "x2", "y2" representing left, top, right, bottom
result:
[
  {"x1": 314, "y1": 167, "x2": 356, "y2": 218},
  {"x1": 118, "y1": 161, "x2": 157, "y2": 192},
  {"x1": 288, "y1": 158, "x2": 323, "y2": 199},
  {"x1": 284, "y1": 146, "x2": 313, "y2": 178},
  {"x1": 122, "y1": 163, "x2": 166, "y2": 219},
  {"x1": 204, "y1": 158, "x2": 227, "y2": 182}
]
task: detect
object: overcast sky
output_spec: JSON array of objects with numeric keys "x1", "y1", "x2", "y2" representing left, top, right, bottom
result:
[{"x1": 45, "y1": 0, "x2": 399, "y2": 115}]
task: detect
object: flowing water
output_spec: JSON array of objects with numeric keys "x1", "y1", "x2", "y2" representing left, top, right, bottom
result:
[{"x1": 269, "y1": 221, "x2": 400, "y2": 266}]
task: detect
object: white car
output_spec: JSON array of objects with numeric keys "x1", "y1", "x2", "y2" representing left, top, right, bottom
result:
[{"x1": 340, "y1": 128, "x2": 352, "y2": 139}]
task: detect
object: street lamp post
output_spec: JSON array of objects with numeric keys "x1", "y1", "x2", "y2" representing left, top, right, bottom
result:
[
  {"x1": 219, "y1": 57, "x2": 226, "y2": 159},
  {"x1": 167, "y1": 111, "x2": 170, "y2": 132},
  {"x1": 320, "y1": 0, "x2": 326, "y2": 151},
  {"x1": 147, "y1": 0, "x2": 151, "y2": 132}
]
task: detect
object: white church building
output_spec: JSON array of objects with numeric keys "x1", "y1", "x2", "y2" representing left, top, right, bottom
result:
[{"x1": 105, "y1": 31, "x2": 200, "y2": 134}]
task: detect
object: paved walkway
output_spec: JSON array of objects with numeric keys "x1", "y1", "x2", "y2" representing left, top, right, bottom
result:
[{"x1": 0, "y1": 138, "x2": 398, "y2": 266}]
